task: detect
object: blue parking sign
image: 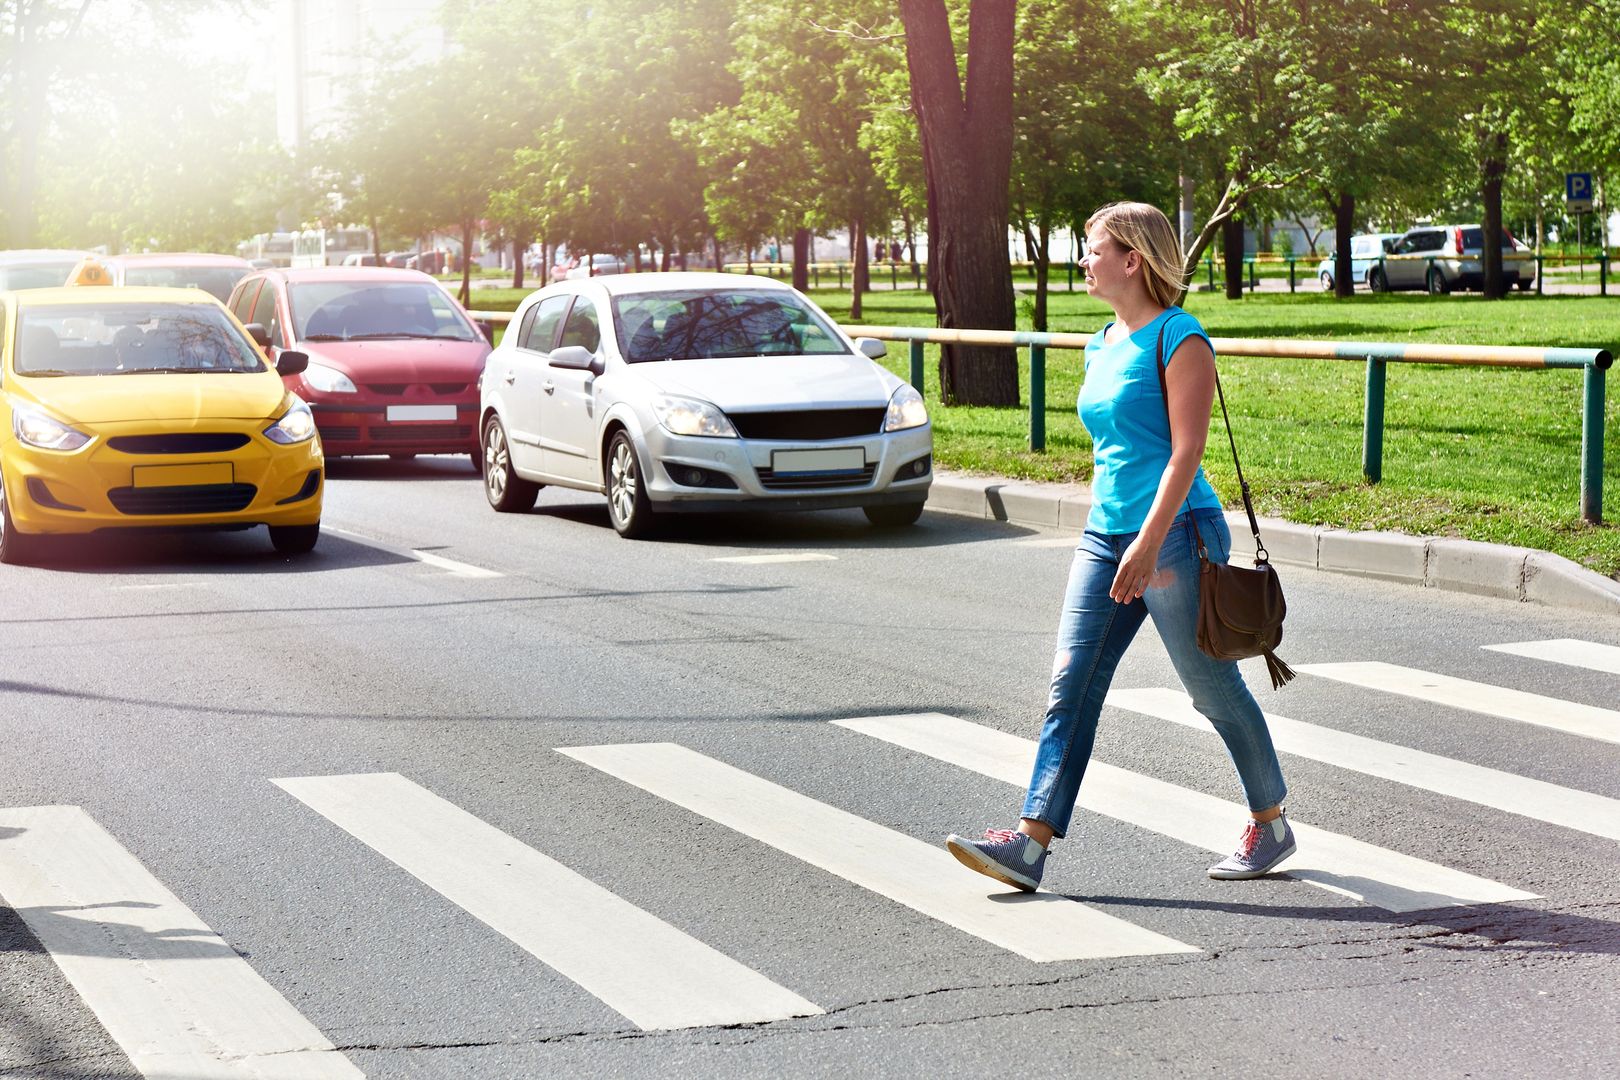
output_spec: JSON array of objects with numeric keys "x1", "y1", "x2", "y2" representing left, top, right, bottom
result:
[{"x1": 1566, "y1": 172, "x2": 1593, "y2": 210}]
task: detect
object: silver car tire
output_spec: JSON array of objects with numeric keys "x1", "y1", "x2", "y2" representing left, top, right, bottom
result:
[
  {"x1": 605, "y1": 430, "x2": 656, "y2": 539},
  {"x1": 483, "y1": 416, "x2": 539, "y2": 513}
]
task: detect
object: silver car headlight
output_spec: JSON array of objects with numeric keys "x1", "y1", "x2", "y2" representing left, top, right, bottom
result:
[
  {"x1": 13, "y1": 406, "x2": 92, "y2": 451},
  {"x1": 264, "y1": 398, "x2": 317, "y2": 445},
  {"x1": 883, "y1": 384, "x2": 929, "y2": 432},
  {"x1": 653, "y1": 394, "x2": 738, "y2": 438},
  {"x1": 302, "y1": 362, "x2": 357, "y2": 394}
]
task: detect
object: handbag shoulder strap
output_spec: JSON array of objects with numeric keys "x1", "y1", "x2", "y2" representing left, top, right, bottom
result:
[{"x1": 1155, "y1": 313, "x2": 1268, "y2": 563}]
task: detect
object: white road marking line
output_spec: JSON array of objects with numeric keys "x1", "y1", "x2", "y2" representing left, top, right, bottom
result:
[
  {"x1": 557, "y1": 742, "x2": 1198, "y2": 963},
  {"x1": 327, "y1": 527, "x2": 502, "y2": 578},
  {"x1": 1483, "y1": 639, "x2": 1620, "y2": 677},
  {"x1": 273, "y1": 773, "x2": 820, "y2": 1030},
  {"x1": 708, "y1": 553, "x2": 838, "y2": 564},
  {"x1": 1010, "y1": 536, "x2": 1082, "y2": 548},
  {"x1": 0, "y1": 805, "x2": 362, "y2": 1079},
  {"x1": 1297, "y1": 661, "x2": 1620, "y2": 746},
  {"x1": 834, "y1": 713, "x2": 1537, "y2": 913},
  {"x1": 1108, "y1": 688, "x2": 1620, "y2": 844}
]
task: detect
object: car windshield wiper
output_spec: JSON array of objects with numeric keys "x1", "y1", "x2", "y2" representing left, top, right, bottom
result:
[
  {"x1": 110, "y1": 366, "x2": 245, "y2": 375},
  {"x1": 301, "y1": 333, "x2": 346, "y2": 342},
  {"x1": 344, "y1": 332, "x2": 415, "y2": 341},
  {"x1": 16, "y1": 368, "x2": 77, "y2": 377}
]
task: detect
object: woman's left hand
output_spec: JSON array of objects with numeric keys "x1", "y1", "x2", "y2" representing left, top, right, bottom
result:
[{"x1": 1110, "y1": 535, "x2": 1163, "y2": 604}]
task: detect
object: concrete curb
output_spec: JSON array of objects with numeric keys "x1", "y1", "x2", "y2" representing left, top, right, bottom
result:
[{"x1": 927, "y1": 473, "x2": 1620, "y2": 617}]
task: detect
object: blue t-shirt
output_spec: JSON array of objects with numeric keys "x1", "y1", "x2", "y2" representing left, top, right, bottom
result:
[{"x1": 1078, "y1": 306, "x2": 1223, "y2": 534}]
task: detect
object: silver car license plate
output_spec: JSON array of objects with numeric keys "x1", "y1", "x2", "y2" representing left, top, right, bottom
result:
[{"x1": 771, "y1": 448, "x2": 865, "y2": 474}]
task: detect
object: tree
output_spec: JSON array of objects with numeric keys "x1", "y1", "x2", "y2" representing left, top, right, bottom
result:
[{"x1": 899, "y1": 0, "x2": 1018, "y2": 407}]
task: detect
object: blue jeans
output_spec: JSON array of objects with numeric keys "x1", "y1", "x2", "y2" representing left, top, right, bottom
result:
[{"x1": 1020, "y1": 508, "x2": 1288, "y2": 837}]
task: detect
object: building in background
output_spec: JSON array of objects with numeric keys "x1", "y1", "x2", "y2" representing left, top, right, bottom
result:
[{"x1": 275, "y1": 0, "x2": 446, "y2": 151}]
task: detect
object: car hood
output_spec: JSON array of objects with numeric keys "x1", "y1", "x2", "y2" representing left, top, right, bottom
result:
[
  {"x1": 626, "y1": 353, "x2": 896, "y2": 410},
  {"x1": 24, "y1": 371, "x2": 289, "y2": 425},
  {"x1": 298, "y1": 338, "x2": 490, "y2": 382}
]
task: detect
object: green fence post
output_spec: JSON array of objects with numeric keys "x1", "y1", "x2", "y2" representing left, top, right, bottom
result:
[
  {"x1": 1248, "y1": 258, "x2": 1257, "y2": 292},
  {"x1": 909, "y1": 339, "x2": 925, "y2": 395},
  {"x1": 891, "y1": 264, "x2": 898, "y2": 290},
  {"x1": 838, "y1": 264, "x2": 844, "y2": 289},
  {"x1": 1536, "y1": 255, "x2": 1543, "y2": 295},
  {"x1": 1029, "y1": 343, "x2": 1046, "y2": 452},
  {"x1": 1363, "y1": 356, "x2": 1386, "y2": 483},
  {"x1": 1582, "y1": 362, "x2": 1606, "y2": 524},
  {"x1": 1289, "y1": 259, "x2": 1296, "y2": 293},
  {"x1": 1601, "y1": 252, "x2": 1609, "y2": 297},
  {"x1": 1067, "y1": 260, "x2": 1074, "y2": 291},
  {"x1": 1207, "y1": 258, "x2": 1214, "y2": 290}
]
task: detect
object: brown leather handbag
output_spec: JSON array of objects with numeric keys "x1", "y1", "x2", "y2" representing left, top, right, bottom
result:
[{"x1": 1155, "y1": 320, "x2": 1295, "y2": 690}]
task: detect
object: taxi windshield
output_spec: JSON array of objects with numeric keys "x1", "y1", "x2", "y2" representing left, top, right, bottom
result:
[
  {"x1": 120, "y1": 266, "x2": 248, "y2": 303},
  {"x1": 611, "y1": 289, "x2": 850, "y2": 362},
  {"x1": 13, "y1": 303, "x2": 266, "y2": 377},
  {"x1": 288, "y1": 281, "x2": 479, "y2": 342}
]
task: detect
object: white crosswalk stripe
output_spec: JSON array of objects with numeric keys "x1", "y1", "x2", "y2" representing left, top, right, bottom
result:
[
  {"x1": 273, "y1": 772, "x2": 822, "y2": 1030},
  {"x1": 1107, "y1": 688, "x2": 1620, "y2": 843},
  {"x1": 1483, "y1": 638, "x2": 1620, "y2": 676},
  {"x1": 557, "y1": 742, "x2": 1199, "y2": 962},
  {"x1": 833, "y1": 713, "x2": 1537, "y2": 913},
  {"x1": 0, "y1": 805, "x2": 363, "y2": 1080},
  {"x1": 1296, "y1": 661, "x2": 1620, "y2": 745}
]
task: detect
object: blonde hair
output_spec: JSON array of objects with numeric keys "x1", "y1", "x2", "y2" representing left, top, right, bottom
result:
[{"x1": 1084, "y1": 201, "x2": 1188, "y2": 309}]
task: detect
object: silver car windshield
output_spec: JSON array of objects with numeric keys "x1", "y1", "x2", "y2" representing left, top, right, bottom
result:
[
  {"x1": 612, "y1": 289, "x2": 850, "y2": 363},
  {"x1": 14, "y1": 303, "x2": 266, "y2": 376}
]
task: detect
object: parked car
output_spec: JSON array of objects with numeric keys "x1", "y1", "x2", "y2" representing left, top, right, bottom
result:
[
  {"x1": 341, "y1": 252, "x2": 381, "y2": 267},
  {"x1": 1315, "y1": 233, "x2": 1402, "y2": 291},
  {"x1": 479, "y1": 272, "x2": 933, "y2": 538},
  {"x1": 565, "y1": 254, "x2": 627, "y2": 279},
  {"x1": 100, "y1": 252, "x2": 253, "y2": 304},
  {"x1": 226, "y1": 267, "x2": 490, "y2": 466},
  {"x1": 0, "y1": 277, "x2": 323, "y2": 564},
  {"x1": 1374, "y1": 225, "x2": 1537, "y2": 293},
  {"x1": 0, "y1": 249, "x2": 93, "y2": 291}
]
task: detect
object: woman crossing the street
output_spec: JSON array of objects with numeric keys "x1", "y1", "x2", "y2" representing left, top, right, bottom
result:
[{"x1": 945, "y1": 201, "x2": 1296, "y2": 891}]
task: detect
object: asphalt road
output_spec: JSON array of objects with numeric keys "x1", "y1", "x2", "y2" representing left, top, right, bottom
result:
[{"x1": 3, "y1": 455, "x2": 1618, "y2": 1079}]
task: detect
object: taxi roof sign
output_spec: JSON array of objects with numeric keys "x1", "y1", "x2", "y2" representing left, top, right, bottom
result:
[{"x1": 66, "y1": 257, "x2": 114, "y2": 286}]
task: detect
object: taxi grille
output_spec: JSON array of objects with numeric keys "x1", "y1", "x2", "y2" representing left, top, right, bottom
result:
[
  {"x1": 727, "y1": 409, "x2": 886, "y2": 441},
  {"x1": 107, "y1": 433, "x2": 251, "y2": 454},
  {"x1": 755, "y1": 464, "x2": 877, "y2": 491},
  {"x1": 108, "y1": 483, "x2": 257, "y2": 515}
]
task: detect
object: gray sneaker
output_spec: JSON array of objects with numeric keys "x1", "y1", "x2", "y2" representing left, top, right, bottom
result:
[
  {"x1": 1208, "y1": 814, "x2": 1297, "y2": 879},
  {"x1": 945, "y1": 828, "x2": 1047, "y2": 892}
]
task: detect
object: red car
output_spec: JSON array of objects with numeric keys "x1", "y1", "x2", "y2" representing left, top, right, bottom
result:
[{"x1": 226, "y1": 268, "x2": 490, "y2": 465}]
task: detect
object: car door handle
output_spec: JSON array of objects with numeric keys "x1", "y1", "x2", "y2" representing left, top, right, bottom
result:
[
  {"x1": 543, "y1": 381, "x2": 555, "y2": 395},
  {"x1": 503, "y1": 371, "x2": 516, "y2": 384}
]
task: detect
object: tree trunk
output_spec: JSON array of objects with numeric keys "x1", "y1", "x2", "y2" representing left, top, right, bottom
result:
[
  {"x1": 899, "y1": 0, "x2": 1017, "y2": 406},
  {"x1": 1481, "y1": 132, "x2": 1508, "y2": 300},
  {"x1": 512, "y1": 236, "x2": 526, "y2": 289},
  {"x1": 712, "y1": 236, "x2": 723, "y2": 273},
  {"x1": 459, "y1": 221, "x2": 474, "y2": 307},
  {"x1": 850, "y1": 219, "x2": 866, "y2": 320},
  {"x1": 792, "y1": 227, "x2": 810, "y2": 291},
  {"x1": 1022, "y1": 219, "x2": 1050, "y2": 332},
  {"x1": 661, "y1": 243, "x2": 672, "y2": 272},
  {"x1": 1223, "y1": 215, "x2": 1245, "y2": 300},
  {"x1": 371, "y1": 215, "x2": 383, "y2": 264},
  {"x1": 1333, "y1": 190, "x2": 1355, "y2": 299}
]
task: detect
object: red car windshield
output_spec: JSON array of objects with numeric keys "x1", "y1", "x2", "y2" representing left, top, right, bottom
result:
[{"x1": 289, "y1": 281, "x2": 480, "y2": 343}]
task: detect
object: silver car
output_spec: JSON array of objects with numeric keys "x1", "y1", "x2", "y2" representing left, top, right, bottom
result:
[
  {"x1": 478, "y1": 273, "x2": 933, "y2": 537},
  {"x1": 1374, "y1": 225, "x2": 1537, "y2": 293}
]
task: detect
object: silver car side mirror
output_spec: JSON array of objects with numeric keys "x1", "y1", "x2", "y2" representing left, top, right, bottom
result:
[{"x1": 856, "y1": 337, "x2": 887, "y2": 360}]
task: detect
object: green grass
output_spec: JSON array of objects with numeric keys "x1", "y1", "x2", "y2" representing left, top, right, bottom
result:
[
  {"x1": 814, "y1": 289, "x2": 1620, "y2": 579},
  {"x1": 466, "y1": 282, "x2": 1620, "y2": 577}
]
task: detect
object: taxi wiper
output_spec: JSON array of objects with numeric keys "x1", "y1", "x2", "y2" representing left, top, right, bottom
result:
[
  {"x1": 110, "y1": 366, "x2": 237, "y2": 375},
  {"x1": 16, "y1": 368, "x2": 76, "y2": 377}
]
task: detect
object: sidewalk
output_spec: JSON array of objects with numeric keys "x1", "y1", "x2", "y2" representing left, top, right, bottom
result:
[{"x1": 926, "y1": 472, "x2": 1620, "y2": 617}]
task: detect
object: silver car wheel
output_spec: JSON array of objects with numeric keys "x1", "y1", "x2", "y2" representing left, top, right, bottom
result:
[
  {"x1": 609, "y1": 439, "x2": 637, "y2": 525},
  {"x1": 485, "y1": 425, "x2": 509, "y2": 502}
]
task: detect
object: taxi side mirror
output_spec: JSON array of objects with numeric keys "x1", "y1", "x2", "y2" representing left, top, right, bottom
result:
[
  {"x1": 274, "y1": 350, "x2": 309, "y2": 377},
  {"x1": 244, "y1": 323, "x2": 271, "y2": 349}
]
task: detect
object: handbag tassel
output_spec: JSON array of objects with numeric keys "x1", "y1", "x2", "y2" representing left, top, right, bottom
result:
[{"x1": 1263, "y1": 648, "x2": 1296, "y2": 690}]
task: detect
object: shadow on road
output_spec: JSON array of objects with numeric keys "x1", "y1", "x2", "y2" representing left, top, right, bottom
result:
[
  {"x1": 15, "y1": 530, "x2": 416, "y2": 577},
  {"x1": 324, "y1": 455, "x2": 481, "y2": 482}
]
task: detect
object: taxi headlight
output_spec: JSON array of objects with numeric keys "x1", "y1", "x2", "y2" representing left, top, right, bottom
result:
[
  {"x1": 883, "y1": 384, "x2": 929, "y2": 432},
  {"x1": 264, "y1": 399, "x2": 317, "y2": 445},
  {"x1": 652, "y1": 395, "x2": 738, "y2": 438},
  {"x1": 13, "y1": 406, "x2": 92, "y2": 451},
  {"x1": 302, "y1": 363, "x2": 357, "y2": 394}
]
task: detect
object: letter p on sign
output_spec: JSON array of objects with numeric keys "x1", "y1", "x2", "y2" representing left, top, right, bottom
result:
[{"x1": 1567, "y1": 173, "x2": 1594, "y2": 212}]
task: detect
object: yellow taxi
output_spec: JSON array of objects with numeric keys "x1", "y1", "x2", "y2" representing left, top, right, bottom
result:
[{"x1": 0, "y1": 273, "x2": 324, "y2": 565}]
